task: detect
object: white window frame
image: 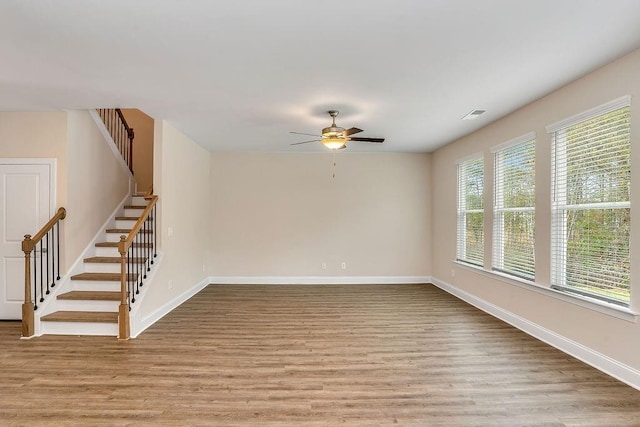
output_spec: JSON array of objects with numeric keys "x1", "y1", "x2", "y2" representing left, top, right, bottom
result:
[
  {"x1": 456, "y1": 153, "x2": 484, "y2": 266},
  {"x1": 547, "y1": 96, "x2": 631, "y2": 307},
  {"x1": 491, "y1": 132, "x2": 536, "y2": 281}
]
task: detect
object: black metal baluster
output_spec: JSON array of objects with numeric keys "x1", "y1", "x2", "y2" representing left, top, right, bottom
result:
[
  {"x1": 51, "y1": 226, "x2": 56, "y2": 289},
  {"x1": 129, "y1": 245, "x2": 134, "y2": 305},
  {"x1": 153, "y1": 204, "x2": 157, "y2": 259},
  {"x1": 39, "y1": 241, "x2": 44, "y2": 303},
  {"x1": 136, "y1": 232, "x2": 141, "y2": 293},
  {"x1": 56, "y1": 222, "x2": 60, "y2": 280},
  {"x1": 33, "y1": 253, "x2": 38, "y2": 310},
  {"x1": 145, "y1": 216, "x2": 150, "y2": 274},
  {"x1": 45, "y1": 233, "x2": 50, "y2": 295}
]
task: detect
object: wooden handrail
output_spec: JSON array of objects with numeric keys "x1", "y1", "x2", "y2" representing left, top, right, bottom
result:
[
  {"x1": 97, "y1": 109, "x2": 135, "y2": 174},
  {"x1": 22, "y1": 207, "x2": 67, "y2": 338},
  {"x1": 118, "y1": 196, "x2": 157, "y2": 254},
  {"x1": 115, "y1": 108, "x2": 133, "y2": 136},
  {"x1": 115, "y1": 108, "x2": 135, "y2": 173},
  {"x1": 117, "y1": 195, "x2": 158, "y2": 339},
  {"x1": 23, "y1": 207, "x2": 66, "y2": 252}
]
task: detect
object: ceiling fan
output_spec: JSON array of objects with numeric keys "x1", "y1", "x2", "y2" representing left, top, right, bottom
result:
[{"x1": 290, "y1": 110, "x2": 385, "y2": 150}]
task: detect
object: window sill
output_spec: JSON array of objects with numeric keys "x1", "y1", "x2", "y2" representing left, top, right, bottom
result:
[{"x1": 453, "y1": 261, "x2": 638, "y2": 323}]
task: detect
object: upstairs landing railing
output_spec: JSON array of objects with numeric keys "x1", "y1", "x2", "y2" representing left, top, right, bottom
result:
[
  {"x1": 118, "y1": 195, "x2": 158, "y2": 339},
  {"x1": 21, "y1": 207, "x2": 66, "y2": 338},
  {"x1": 97, "y1": 108, "x2": 135, "y2": 174}
]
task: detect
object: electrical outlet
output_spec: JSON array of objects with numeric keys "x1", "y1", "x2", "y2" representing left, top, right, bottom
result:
[
  {"x1": 202, "y1": 264, "x2": 206, "y2": 272},
  {"x1": 451, "y1": 269, "x2": 455, "y2": 278},
  {"x1": 167, "y1": 227, "x2": 174, "y2": 237},
  {"x1": 168, "y1": 280, "x2": 173, "y2": 289},
  {"x1": 341, "y1": 262, "x2": 347, "y2": 270},
  {"x1": 321, "y1": 262, "x2": 327, "y2": 270}
]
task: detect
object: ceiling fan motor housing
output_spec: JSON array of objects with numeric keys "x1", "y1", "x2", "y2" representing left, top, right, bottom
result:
[
  {"x1": 322, "y1": 125, "x2": 345, "y2": 138},
  {"x1": 322, "y1": 109, "x2": 346, "y2": 138}
]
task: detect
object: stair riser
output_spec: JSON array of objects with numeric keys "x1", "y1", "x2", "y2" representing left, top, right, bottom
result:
[
  {"x1": 105, "y1": 233, "x2": 153, "y2": 243},
  {"x1": 56, "y1": 300, "x2": 120, "y2": 312},
  {"x1": 72, "y1": 281, "x2": 121, "y2": 292},
  {"x1": 95, "y1": 246, "x2": 120, "y2": 257},
  {"x1": 84, "y1": 263, "x2": 122, "y2": 273},
  {"x1": 106, "y1": 233, "x2": 127, "y2": 243},
  {"x1": 124, "y1": 208, "x2": 145, "y2": 217},
  {"x1": 116, "y1": 220, "x2": 137, "y2": 229},
  {"x1": 131, "y1": 196, "x2": 148, "y2": 205},
  {"x1": 40, "y1": 321, "x2": 118, "y2": 336},
  {"x1": 84, "y1": 262, "x2": 148, "y2": 273}
]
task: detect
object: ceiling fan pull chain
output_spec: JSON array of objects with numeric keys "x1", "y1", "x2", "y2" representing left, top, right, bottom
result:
[{"x1": 332, "y1": 150, "x2": 337, "y2": 179}]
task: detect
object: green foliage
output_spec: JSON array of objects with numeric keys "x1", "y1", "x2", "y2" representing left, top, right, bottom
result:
[{"x1": 559, "y1": 107, "x2": 631, "y2": 303}]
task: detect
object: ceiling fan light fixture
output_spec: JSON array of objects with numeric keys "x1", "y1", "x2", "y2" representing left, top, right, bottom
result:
[{"x1": 322, "y1": 137, "x2": 347, "y2": 150}]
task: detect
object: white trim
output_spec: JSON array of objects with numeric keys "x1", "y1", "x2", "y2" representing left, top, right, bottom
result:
[
  {"x1": 454, "y1": 261, "x2": 638, "y2": 322},
  {"x1": 131, "y1": 270, "x2": 207, "y2": 338},
  {"x1": 490, "y1": 131, "x2": 536, "y2": 153},
  {"x1": 430, "y1": 276, "x2": 640, "y2": 391},
  {"x1": 88, "y1": 109, "x2": 134, "y2": 179},
  {"x1": 208, "y1": 276, "x2": 432, "y2": 285},
  {"x1": 545, "y1": 95, "x2": 631, "y2": 133},
  {"x1": 455, "y1": 151, "x2": 483, "y2": 165}
]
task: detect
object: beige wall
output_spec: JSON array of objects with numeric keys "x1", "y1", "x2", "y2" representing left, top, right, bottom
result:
[
  {"x1": 140, "y1": 120, "x2": 210, "y2": 317},
  {"x1": 120, "y1": 109, "x2": 154, "y2": 194},
  {"x1": 65, "y1": 110, "x2": 131, "y2": 268},
  {"x1": 431, "y1": 48, "x2": 640, "y2": 369},
  {"x1": 209, "y1": 152, "x2": 431, "y2": 277},
  {"x1": 0, "y1": 112, "x2": 68, "y2": 207}
]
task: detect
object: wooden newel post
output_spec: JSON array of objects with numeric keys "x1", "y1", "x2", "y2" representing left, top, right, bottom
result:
[
  {"x1": 118, "y1": 235, "x2": 130, "y2": 340},
  {"x1": 22, "y1": 234, "x2": 35, "y2": 338}
]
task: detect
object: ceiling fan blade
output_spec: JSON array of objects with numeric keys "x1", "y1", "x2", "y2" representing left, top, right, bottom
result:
[
  {"x1": 349, "y1": 137, "x2": 385, "y2": 143},
  {"x1": 290, "y1": 139, "x2": 321, "y2": 146},
  {"x1": 344, "y1": 127, "x2": 363, "y2": 136},
  {"x1": 290, "y1": 131, "x2": 322, "y2": 137}
]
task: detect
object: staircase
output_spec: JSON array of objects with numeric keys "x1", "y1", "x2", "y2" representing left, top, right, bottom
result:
[{"x1": 38, "y1": 195, "x2": 152, "y2": 336}]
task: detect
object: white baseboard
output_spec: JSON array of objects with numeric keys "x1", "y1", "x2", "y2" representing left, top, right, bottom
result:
[
  {"x1": 131, "y1": 274, "x2": 209, "y2": 338},
  {"x1": 431, "y1": 276, "x2": 640, "y2": 391},
  {"x1": 208, "y1": 276, "x2": 432, "y2": 285}
]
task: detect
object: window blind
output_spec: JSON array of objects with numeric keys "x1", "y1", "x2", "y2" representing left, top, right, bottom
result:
[
  {"x1": 493, "y1": 137, "x2": 535, "y2": 280},
  {"x1": 550, "y1": 104, "x2": 631, "y2": 305},
  {"x1": 457, "y1": 156, "x2": 484, "y2": 266}
]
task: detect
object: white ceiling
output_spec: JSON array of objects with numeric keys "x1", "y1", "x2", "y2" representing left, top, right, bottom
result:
[{"x1": 2, "y1": 1, "x2": 640, "y2": 153}]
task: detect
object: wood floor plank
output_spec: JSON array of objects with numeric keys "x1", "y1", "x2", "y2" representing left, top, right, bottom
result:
[{"x1": 1, "y1": 284, "x2": 639, "y2": 426}]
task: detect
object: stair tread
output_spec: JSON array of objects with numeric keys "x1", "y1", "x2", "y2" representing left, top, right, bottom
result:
[
  {"x1": 115, "y1": 216, "x2": 140, "y2": 221},
  {"x1": 41, "y1": 311, "x2": 118, "y2": 323},
  {"x1": 95, "y1": 241, "x2": 153, "y2": 248},
  {"x1": 58, "y1": 291, "x2": 121, "y2": 301},
  {"x1": 124, "y1": 205, "x2": 147, "y2": 209},
  {"x1": 71, "y1": 272, "x2": 136, "y2": 281},
  {"x1": 84, "y1": 256, "x2": 145, "y2": 264}
]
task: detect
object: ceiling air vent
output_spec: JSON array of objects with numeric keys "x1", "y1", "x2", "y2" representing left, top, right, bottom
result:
[{"x1": 462, "y1": 109, "x2": 486, "y2": 120}]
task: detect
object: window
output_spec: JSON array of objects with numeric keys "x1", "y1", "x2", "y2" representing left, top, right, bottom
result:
[
  {"x1": 457, "y1": 155, "x2": 484, "y2": 266},
  {"x1": 492, "y1": 134, "x2": 535, "y2": 280},
  {"x1": 549, "y1": 97, "x2": 631, "y2": 306}
]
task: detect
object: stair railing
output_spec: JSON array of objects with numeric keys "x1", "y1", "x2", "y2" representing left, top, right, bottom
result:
[
  {"x1": 117, "y1": 195, "x2": 158, "y2": 339},
  {"x1": 97, "y1": 108, "x2": 135, "y2": 174},
  {"x1": 21, "y1": 207, "x2": 67, "y2": 338}
]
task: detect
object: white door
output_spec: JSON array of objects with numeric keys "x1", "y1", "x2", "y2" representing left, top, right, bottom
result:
[{"x1": 0, "y1": 162, "x2": 51, "y2": 319}]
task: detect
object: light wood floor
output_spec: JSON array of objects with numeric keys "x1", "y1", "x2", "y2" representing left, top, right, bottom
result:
[{"x1": 1, "y1": 284, "x2": 640, "y2": 426}]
